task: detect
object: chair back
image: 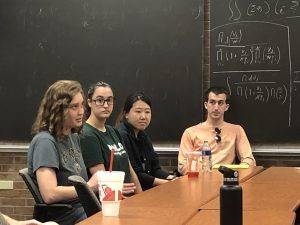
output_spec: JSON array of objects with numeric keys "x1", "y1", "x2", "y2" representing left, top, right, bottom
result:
[
  {"x1": 68, "y1": 175, "x2": 102, "y2": 217},
  {"x1": 19, "y1": 168, "x2": 45, "y2": 204},
  {"x1": 19, "y1": 168, "x2": 72, "y2": 222}
]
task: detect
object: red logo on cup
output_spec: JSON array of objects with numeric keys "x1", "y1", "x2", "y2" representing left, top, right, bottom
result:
[{"x1": 102, "y1": 185, "x2": 122, "y2": 201}]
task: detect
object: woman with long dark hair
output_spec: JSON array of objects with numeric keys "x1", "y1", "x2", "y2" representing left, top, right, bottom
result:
[{"x1": 116, "y1": 92, "x2": 175, "y2": 191}]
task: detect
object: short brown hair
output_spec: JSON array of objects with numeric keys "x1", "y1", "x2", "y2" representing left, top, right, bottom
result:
[{"x1": 204, "y1": 86, "x2": 230, "y2": 103}]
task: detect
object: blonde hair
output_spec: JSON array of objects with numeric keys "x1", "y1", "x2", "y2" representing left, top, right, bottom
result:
[{"x1": 31, "y1": 80, "x2": 84, "y2": 139}]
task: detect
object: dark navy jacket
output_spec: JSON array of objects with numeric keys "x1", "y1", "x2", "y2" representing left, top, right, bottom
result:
[{"x1": 117, "y1": 121, "x2": 169, "y2": 190}]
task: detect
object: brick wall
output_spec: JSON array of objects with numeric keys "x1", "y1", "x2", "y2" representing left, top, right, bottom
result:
[{"x1": 0, "y1": 152, "x2": 34, "y2": 221}]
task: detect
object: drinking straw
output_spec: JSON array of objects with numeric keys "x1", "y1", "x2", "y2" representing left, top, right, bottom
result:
[{"x1": 109, "y1": 148, "x2": 114, "y2": 172}]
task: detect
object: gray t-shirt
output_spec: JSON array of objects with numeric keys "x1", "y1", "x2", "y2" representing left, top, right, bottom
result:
[{"x1": 27, "y1": 131, "x2": 88, "y2": 204}]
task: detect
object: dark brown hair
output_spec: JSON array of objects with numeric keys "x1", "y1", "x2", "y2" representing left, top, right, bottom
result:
[
  {"x1": 85, "y1": 81, "x2": 112, "y2": 117},
  {"x1": 204, "y1": 86, "x2": 230, "y2": 103},
  {"x1": 121, "y1": 92, "x2": 152, "y2": 121}
]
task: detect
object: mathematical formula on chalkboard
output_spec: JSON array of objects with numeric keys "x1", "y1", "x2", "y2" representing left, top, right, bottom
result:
[
  {"x1": 227, "y1": 0, "x2": 300, "y2": 21},
  {"x1": 210, "y1": 0, "x2": 300, "y2": 142}
]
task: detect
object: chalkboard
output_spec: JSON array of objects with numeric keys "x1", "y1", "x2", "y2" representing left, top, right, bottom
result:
[
  {"x1": 0, "y1": 0, "x2": 203, "y2": 143},
  {"x1": 210, "y1": 0, "x2": 300, "y2": 143}
]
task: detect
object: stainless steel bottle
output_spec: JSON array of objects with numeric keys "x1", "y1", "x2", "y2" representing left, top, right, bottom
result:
[{"x1": 218, "y1": 166, "x2": 243, "y2": 225}]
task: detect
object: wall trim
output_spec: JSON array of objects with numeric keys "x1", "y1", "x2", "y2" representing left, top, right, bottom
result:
[{"x1": 1, "y1": 144, "x2": 300, "y2": 154}]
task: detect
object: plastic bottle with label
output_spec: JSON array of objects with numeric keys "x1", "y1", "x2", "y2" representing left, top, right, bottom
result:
[{"x1": 201, "y1": 140, "x2": 212, "y2": 172}]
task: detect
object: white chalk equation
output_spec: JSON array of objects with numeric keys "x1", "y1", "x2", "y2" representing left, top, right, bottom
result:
[
  {"x1": 213, "y1": 21, "x2": 287, "y2": 68},
  {"x1": 226, "y1": 74, "x2": 288, "y2": 104},
  {"x1": 228, "y1": 0, "x2": 300, "y2": 21},
  {"x1": 216, "y1": 32, "x2": 281, "y2": 66},
  {"x1": 211, "y1": 21, "x2": 292, "y2": 126}
]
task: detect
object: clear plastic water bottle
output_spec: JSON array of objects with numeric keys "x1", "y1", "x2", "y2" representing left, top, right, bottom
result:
[{"x1": 202, "y1": 140, "x2": 212, "y2": 172}]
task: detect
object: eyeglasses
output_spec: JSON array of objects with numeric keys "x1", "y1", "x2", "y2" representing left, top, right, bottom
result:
[
  {"x1": 215, "y1": 128, "x2": 221, "y2": 143},
  {"x1": 91, "y1": 97, "x2": 115, "y2": 106}
]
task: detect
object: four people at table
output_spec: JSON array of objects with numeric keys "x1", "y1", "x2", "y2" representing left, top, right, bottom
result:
[
  {"x1": 25, "y1": 80, "x2": 255, "y2": 223},
  {"x1": 178, "y1": 86, "x2": 256, "y2": 175}
]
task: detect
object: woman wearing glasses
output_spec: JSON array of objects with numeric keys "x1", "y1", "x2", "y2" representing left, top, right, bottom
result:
[
  {"x1": 116, "y1": 93, "x2": 175, "y2": 191},
  {"x1": 80, "y1": 81, "x2": 142, "y2": 195}
]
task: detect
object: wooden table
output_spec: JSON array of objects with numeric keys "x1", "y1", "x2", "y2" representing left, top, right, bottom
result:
[
  {"x1": 76, "y1": 207, "x2": 198, "y2": 225},
  {"x1": 199, "y1": 167, "x2": 300, "y2": 225},
  {"x1": 246, "y1": 167, "x2": 300, "y2": 184},
  {"x1": 200, "y1": 182, "x2": 300, "y2": 211},
  {"x1": 76, "y1": 166, "x2": 264, "y2": 225},
  {"x1": 186, "y1": 210, "x2": 296, "y2": 225},
  {"x1": 121, "y1": 166, "x2": 264, "y2": 208},
  {"x1": 201, "y1": 167, "x2": 300, "y2": 212}
]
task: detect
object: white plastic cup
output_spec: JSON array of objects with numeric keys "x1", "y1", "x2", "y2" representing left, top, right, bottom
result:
[{"x1": 97, "y1": 171, "x2": 125, "y2": 216}]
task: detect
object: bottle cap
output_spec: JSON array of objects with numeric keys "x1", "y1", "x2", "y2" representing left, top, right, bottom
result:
[{"x1": 218, "y1": 165, "x2": 239, "y2": 185}]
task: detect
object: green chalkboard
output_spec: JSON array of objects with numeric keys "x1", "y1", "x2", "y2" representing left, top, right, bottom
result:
[{"x1": 0, "y1": 0, "x2": 203, "y2": 143}]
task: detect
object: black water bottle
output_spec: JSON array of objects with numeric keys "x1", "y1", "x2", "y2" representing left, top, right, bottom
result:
[{"x1": 218, "y1": 166, "x2": 243, "y2": 225}]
